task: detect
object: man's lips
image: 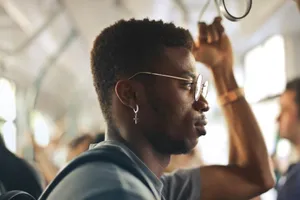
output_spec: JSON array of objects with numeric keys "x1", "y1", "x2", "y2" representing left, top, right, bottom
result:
[
  {"x1": 194, "y1": 115, "x2": 208, "y2": 136},
  {"x1": 194, "y1": 114, "x2": 208, "y2": 126}
]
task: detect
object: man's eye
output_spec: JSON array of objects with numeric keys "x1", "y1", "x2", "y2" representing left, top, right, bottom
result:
[{"x1": 183, "y1": 82, "x2": 193, "y2": 89}]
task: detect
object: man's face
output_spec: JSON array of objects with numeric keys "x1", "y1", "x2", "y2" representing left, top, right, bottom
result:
[
  {"x1": 138, "y1": 47, "x2": 209, "y2": 155},
  {"x1": 277, "y1": 90, "x2": 300, "y2": 142}
]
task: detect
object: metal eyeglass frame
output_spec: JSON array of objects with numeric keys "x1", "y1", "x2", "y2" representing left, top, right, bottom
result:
[{"x1": 128, "y1": 72, "x2": 208, "y2": 101}]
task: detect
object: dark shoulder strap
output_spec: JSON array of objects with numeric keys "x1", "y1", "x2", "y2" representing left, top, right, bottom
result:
[{"x1": 38, "y1": 145, "x2": 159, "y2": 200}]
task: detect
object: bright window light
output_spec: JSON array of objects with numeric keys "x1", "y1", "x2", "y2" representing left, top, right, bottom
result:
[
  {"x1": 32, "y1": 112, "x2": 51, "y2": 147},
  {"x1": 0, "y1": 78, "x2": 16, "y2": 121},
  {"x1": 197, "y1": 118, "x2": 229, "y2": 165},
  {"x1": 244, "y1": 35, "x2": 286, "y2": 103},
  {"x1": 251, "y1": 99, "x2": 280, "y2": 154},
  {"x1": 1, "y1": 121, "x2": 17, "y2": 153},
  {"x1": 277, "y1": 139, "x2": 292, "y2": 158}
]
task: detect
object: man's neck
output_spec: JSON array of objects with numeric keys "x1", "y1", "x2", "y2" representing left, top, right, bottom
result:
[
  {"x1": 132, "y1": 142, "x2": 170, "y2": 177},
  {"x1": 106, "y1": 128, "x2": 170, "y2": 178}
]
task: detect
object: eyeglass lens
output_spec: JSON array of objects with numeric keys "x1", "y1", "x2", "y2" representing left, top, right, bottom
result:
[{"x1": 195, "y1": 75, "x2": 208, "y2": 101}]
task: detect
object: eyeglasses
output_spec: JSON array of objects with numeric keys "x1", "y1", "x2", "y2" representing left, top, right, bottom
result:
[{"x1": 128, "y1": 72, "x2": 208, "y2": 101}]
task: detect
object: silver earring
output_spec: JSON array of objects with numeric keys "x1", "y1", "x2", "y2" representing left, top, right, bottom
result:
[{"x1": 133, "y1": 105, "x2": 139, "y2": 124}]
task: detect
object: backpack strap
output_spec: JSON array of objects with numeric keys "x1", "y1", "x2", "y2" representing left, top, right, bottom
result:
[{"x1": 39, "y1": 145, "x2": 159, "y2": 200}]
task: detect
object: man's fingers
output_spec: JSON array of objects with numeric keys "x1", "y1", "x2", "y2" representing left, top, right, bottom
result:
[
  {"x1": 214, "y1": 16, "x2": 222, "y2": 23},
  {"x1": 208, "y1": 25, "x2": 219, "y2": 43},
  {"x1": 198, "y1": 18, "x2": 225, "y2": 45},
  {"x1": 198, "y1": 22, "x2": 208, "y2": 43},
  {"x1": 213, "y1": 17, "x2": 225, "y2": 38}
]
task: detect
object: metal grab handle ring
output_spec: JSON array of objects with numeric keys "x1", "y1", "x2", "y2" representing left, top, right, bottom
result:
[{"x1": 219, "y1": 0, "x2": 252, "y2": 21}]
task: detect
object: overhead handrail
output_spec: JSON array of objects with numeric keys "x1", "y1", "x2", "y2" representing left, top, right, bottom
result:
[{"x1": 199, "y1": 0, "x2": 252, "y2": 22}]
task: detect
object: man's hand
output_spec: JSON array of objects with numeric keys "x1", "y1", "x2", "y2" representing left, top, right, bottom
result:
[{"x1": 193, "y1": 17, "x2": 233, "y2": 74}]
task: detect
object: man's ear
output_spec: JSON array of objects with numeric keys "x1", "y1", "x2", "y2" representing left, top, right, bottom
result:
[{"x1": 115, "y1": 80, "x2": 138, "y2": 110}]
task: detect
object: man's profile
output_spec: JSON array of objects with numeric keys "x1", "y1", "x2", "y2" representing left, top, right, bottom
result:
[{"x1": 45, "y1": 18, "x2": 274, "y2": 200}]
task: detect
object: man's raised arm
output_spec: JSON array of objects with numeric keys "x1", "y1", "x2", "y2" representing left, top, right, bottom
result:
[{"x1": 193, "y1": 18, "x2": 275, "y2": 200}]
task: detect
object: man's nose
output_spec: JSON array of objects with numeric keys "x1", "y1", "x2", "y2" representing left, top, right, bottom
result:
[{"x1": 193, "y1": 95, "x2": 209, "y2": 112}]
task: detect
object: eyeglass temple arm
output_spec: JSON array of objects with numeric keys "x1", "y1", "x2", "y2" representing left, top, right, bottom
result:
[{"x1": 128, "y1": 72, "x2": 191, "y2": 82}]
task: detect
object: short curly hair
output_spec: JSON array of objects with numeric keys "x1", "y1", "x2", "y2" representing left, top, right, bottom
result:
[{"x1": 91, "y1": 18, "x2": 194, "y2": 124}]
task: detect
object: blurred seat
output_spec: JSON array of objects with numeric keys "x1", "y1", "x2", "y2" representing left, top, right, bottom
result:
[{"x1": 0, "y1": 191, "x2": 35, "y2": 200}]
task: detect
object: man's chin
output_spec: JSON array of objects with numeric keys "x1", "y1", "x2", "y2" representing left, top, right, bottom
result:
[
  {"x1": 171, "y1": 138, "x2": 198, "y2": 155},
  {"x1": 186, "y1": 137, "x2": 198, "y2": 149}
]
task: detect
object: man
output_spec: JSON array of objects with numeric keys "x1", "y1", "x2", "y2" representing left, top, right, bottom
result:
[
  {"x1": 46, "y1": 18, "x2": 274, "y2": 199},
  {"x1": 0, "y1": 133, "x2": 44, "y2": 199},
  {"x1": 276, "y1": 78, "x2": 300, "y2": 199}
]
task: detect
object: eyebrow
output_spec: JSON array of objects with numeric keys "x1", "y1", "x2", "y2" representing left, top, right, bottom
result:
[{"x1": 181, "y1": 71, "x2": 196, "y2": 80}]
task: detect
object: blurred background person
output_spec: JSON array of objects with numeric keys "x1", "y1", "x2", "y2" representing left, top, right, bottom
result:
[
  {"x1": 0, "y1": 133, "x2": 44, "y2": 199},
  {"x1": 67, "y1": 133, "x2": 105, "y2": 161},
  {"x1": 296, "y1": 0, "x2": 300, "y2": 10},
  {"x1": 66, "y1": 133, "x2": 94, "y2": 162},
  {"x1": 30, "y1": 132, "x2": 105, "y2": 185},
  {"x1": 276, "y1": 78, "x2": 300, "y2": 199}
]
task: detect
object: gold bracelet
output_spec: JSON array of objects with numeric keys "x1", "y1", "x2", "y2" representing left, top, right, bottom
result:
[{"x1": 218, "y1": 88, "x2": 244, "y2": 106}]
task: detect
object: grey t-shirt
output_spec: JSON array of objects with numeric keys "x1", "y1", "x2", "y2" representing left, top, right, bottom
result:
[{"x1": 47, "y1": 141, "x2": 201, "y2": 200}]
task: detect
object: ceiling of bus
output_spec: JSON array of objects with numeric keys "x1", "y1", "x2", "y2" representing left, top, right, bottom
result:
[{"x1": 0, "y1": 0, "x2": 299, "y2": 132}]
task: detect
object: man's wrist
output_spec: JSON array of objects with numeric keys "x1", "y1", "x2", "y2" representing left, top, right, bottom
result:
[{"x1": 211, "y1": 69, "x2": 238, "y2": 95}]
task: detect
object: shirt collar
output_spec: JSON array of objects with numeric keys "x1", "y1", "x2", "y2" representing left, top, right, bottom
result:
[{"x1": 93, "y1": 140, "x2": 164, "y2": 195}]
